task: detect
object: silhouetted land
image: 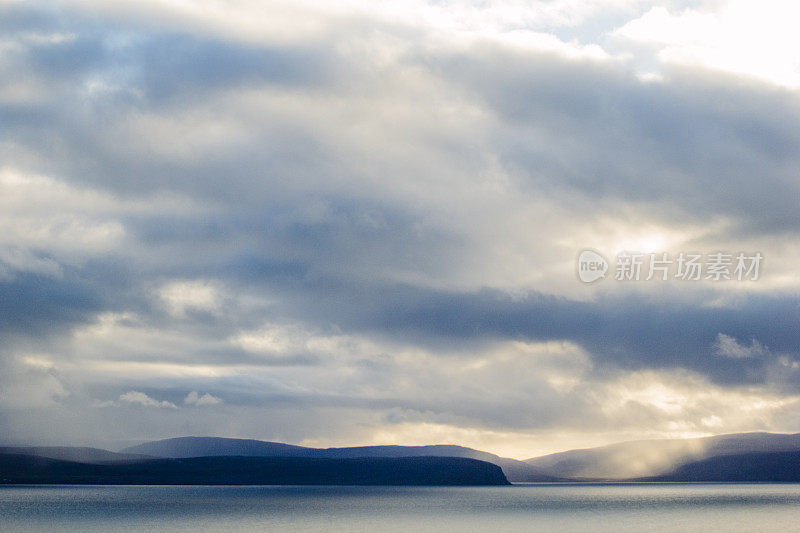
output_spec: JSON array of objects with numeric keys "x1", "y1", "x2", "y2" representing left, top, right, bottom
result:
[
  {"x1": 6, "y1": 432, "x2": 800, "y2": 484},
  {"x1": 525, "y1": 432, "x2": 800, "y2": 479},
  {"x1": 642, "y1": 451, "x2": 800, "y2": 482},
  {"x1": 121, "y1": 437, "x2": 562, "y2": 482},
  {"x1": 0, "y1": 454, "x2": 510, "y2": 486}
]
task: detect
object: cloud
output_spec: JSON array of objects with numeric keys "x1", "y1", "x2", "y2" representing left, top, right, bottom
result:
[
  {"x1": 183, "y1": 391, "x2": 222, "y2": 406},
  {"x1": 118, "y1": 390, "x2": 177, "y2": 409},
  {"x1": 159, "y1": 280, "x2": 221, "y2": 317},
  {"x1": 0, "y1": 355, "x2": 69, "y2": 409},
  {"x1": 713, "y1": 333, "x2": 769, "y2": 359},
  {"x1": 0, "y1": 1, "x2": 799, "y2": 455},
  {"x1": 613, "y1": 1, "x2": 800, "y2": 88}
]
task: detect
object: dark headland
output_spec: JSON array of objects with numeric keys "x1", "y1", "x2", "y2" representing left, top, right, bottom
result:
[{"x1": 0, "y1": 453, "x2": 510, "y2": 486}]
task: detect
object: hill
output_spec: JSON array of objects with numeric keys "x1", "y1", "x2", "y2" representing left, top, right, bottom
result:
[
  {"x1": 525, "y1": 432, "x2": 800, "y2": 480},
  {"x1": 121, "y1": 437, "x2": 560, "y2": 482},
  {"x1": 643, "y1": 451, "x2": 800, "y2": 482},
  {"x1": 0, "y1": 454, "x2": 510, "y2": 486},
  {"x1": 0, "y1": 446, "x2": 152, "y2": 464}
]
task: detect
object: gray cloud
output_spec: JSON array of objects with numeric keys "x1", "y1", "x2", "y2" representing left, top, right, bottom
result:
[
  {"x1": 1, "y1": 1, "x2": 798, "y2": 454},
  {"x1": 433, "y1": 47, "x2": 800, "y2": 236}
]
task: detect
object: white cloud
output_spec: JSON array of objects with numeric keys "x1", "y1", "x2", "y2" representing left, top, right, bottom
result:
[
  {"x1": 0, "y1": 356, "x2": 69, "y2": 409},
  {"x1": 184, "y1": 391, "x2": 222, "y2": 406},
  {"x1": 233, "y1": 322, "x2": 383, "y2": 360},
  {"x1": 64, "y1": 0, "x2": 622, "y2": 60},
  {"x1": 159, "y1": 280, "x2": 222, "y2": 317},
  {"x1": 614, "y1": 1, "x2": 800, "y2": 88},
  {"x1": 118, "y1": 390, "x2": 178, "y2": 408},
  {"x1": 713, "y1": 333, "x2": 768, "y2": 359},
  {"x1": 0, "y1": 168, "x2": 125, "y2": 269}
]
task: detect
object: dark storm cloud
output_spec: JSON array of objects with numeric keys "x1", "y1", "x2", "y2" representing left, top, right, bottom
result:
[
  {"x1": 1, "y1": 3, "x2": 331, "y2": 93},
  {"x1": 6, "y1": 1, "x2": 795, "y2": 234},
  {"x1": 0, "y1": 271, "x2": 103, "y2": 340},
  {"x1": 432, "y1": 46, "x2": 800, "y2": 235},
  {"x1": 415, "y1": 289, "x2": 799, "y2": 386},
  {"x1": 0, "y1": 2, "x2": 341, "y2": 198},
  {"x1": 235, "y1": 273, "x2": 798, "y2": 387}
]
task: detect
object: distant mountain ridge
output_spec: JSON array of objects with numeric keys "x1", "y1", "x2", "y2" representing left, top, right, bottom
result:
[
  {"x1": 121, "y1": 437, "x2": 561, "y2": 482},
  {"x1": 643, "y1": 451, "x2": 800, "y2": 482},
  {"x1": 0, "y1": 447, "x2": 153, "y2": 464},
  {"x1": 524, "y1": 432, "x2": 800, "y2": 480},
  {"x1": 6, "y1": 431, "x2": 800, "y2": 484}
]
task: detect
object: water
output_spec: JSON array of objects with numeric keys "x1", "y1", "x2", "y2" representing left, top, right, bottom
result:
[{"x1": 1, "y1": 483, "x2": 799, "y2": 532}]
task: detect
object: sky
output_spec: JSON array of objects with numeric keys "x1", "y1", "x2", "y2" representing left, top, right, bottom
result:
[{"x1": 0, "y1": 0, "x2": 798, "y2": 459}]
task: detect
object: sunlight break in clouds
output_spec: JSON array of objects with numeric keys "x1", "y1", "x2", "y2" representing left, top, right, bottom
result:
[{"x1": 614, "y1": 1, "x2": 800, "y2": 87}]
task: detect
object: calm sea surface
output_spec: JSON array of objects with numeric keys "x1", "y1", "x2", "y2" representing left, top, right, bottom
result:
[{"x1": 1, "y1": 483, "x2": 799, "y2": 532}]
